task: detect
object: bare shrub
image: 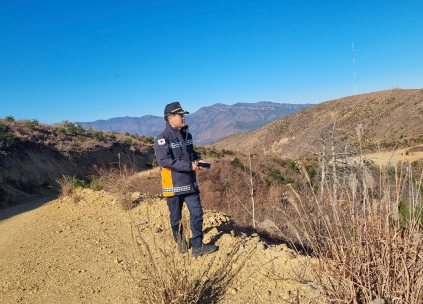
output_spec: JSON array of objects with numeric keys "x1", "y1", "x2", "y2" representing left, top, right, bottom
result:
[
  {"x1": 56, "y1": 175, "x2": 74, "y2": 197},
  {"x1": 99, "y1": 165, "x2": 151, "y2": 210},
  {"x1": 128, "y1": 210, "x2": 251, "y2": 303}
]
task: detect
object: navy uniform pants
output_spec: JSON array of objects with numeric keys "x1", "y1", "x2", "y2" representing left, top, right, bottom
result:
[{"x1": 166, "y1": 192, "x2": 203, "y2": 247}]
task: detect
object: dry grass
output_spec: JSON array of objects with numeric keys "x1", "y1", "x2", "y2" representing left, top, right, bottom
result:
[
  {"x1": 56, "y1": 174, "x2": 74, "y2": 198},
  {"x1": 280, "y1": 161, "x2": 423, "y2": 303},
  {"x1": 99, "y1": 164, "x2": 162, "y2": 210},
  {"x1": 55, "y1": 175, "x2": 86, "y2": 203},
  {"x1": 122, "y1": 206, "x2": 252, "y2": 304}
]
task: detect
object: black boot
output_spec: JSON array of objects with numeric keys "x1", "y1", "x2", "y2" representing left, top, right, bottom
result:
[
  {"x1": 177, "y1": 237, "x2": 188, "y2": 254},
  {"x1": 191, "y1": 243, "x2": 218, "y2": 257}
]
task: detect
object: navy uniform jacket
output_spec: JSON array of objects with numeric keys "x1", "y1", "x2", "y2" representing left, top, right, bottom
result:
[{"x1": 154, "y1": 123, "x2": 200, "y2": 197}]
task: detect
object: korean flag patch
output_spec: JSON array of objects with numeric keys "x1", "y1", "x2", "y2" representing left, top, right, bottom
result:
[{"x1": 158, "y1": 138, "x2": 166, "y2": 146}]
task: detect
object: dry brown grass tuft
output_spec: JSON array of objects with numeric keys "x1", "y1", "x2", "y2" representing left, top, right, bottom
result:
[
  {"x1": 127, "y1": 210, "x2": 251, "y2": 304},
  {"x1": 98, "y1": 164, "x2": 162, "y2": 210},
  {"x1": 281, "y1": 162, "x2": 423, "y2": 303},
  {"x1": 56, "y1": 174, "x2": 74, "y2": 198}
]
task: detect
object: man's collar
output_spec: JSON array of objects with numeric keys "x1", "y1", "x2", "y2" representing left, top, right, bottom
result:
[{"x1": 166, "y1": 123, "x2": 188, "y2": 131}]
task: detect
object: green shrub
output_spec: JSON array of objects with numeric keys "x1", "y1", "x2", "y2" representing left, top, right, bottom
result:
[
  {"x1": 125, "y1": 132, "x2": 130, "y2": 136},
  {"x1": 287, "y1": 160, "x2": 300, "y2": 173},
  {"x1": 24, "y1": 119, "x2": 39, "y2": 129},
  {"x1": 146, "y1": 159, "x2": 158, "y2": 168},
  {"x1": 5, "y1": 116, "x2": 15, "y2": 122},
  {"x1": 89, "y1": 179, "x2": 103, "y2": 191},
  {"x1": 145, "y1": 136, "x2": 154, "y2": 143},
  {"x1": 66, "y1": 123, "x2": 78, "y2": 134},
  {"x1": 284, "y1": 177, "x2": 293, "y2": 185},
  {"x1": 277, "y1": 159, "x2": 286, "y2": 166},
  {"x1": 232, "y1": 157, "x2": 244, "y2": 169},
  {"x1": 292, "y1": 181, "x2": 300, "y2": 190},
  {"x1": 75, "y1": 135, "x2": 85, "y2": 142},
  {"x1": 90, "y1": 130, "x2": 103, "y2": 140},
  {"x1": 4, "y1": 132, "x2": 19, "y2": 146},
  {"x1": 70, "y1": 179, "x2": 88, "y2": 189},
  {"x1": 122, "y1": 138, "x2": 132, "y2": 145},
  {"x1": 398, "y1": 201, "x2": 423, "y2": 227},
  {"x1": 306, "y1": 165, "x2": 317, "y2": 180},
  {"x1": 75, "y1": 124, "x2": 85, "y2": 134},
  {"x1": 109, "y1": 134, "x2": 117, "y2": 140},
  {"x1": 0, "y1": 121, "x2": 7, "y2": 132}
]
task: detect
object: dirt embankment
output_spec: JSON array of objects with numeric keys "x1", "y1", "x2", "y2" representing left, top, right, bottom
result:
[
  {"x1": 0, "y1": 189, "x2": 319, "y2": 304},
  {"x1": 0, "y1": 141, "x2": 155, "y2": 208}
]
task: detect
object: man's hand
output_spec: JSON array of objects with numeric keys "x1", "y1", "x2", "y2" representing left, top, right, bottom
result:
[
  {"x1": 191, "y1": 162, "x2": 199, "y2": 171},
  {"x1": 197, "y1": 160, "x2": 208, "y2": 170},
  {"x1": 191, "y1": 161, "x2": 207, "y2": 171}
]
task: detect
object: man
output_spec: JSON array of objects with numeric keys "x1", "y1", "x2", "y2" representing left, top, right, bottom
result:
[{"x1": 154, "y1": 102, "x2": 218, "y2": 257}]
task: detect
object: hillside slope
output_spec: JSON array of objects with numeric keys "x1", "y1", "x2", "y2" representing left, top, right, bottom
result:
[{"x1": 212, "y1": 89, "x2": 423, "y2": 158}]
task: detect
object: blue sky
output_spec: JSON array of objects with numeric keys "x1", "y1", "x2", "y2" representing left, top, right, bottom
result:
[{"x1": 1, "y1": 0, "x2": 422, "y2": 124}]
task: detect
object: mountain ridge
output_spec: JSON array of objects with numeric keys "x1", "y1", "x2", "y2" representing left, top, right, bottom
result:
[{"x1": 77, "y1": 102, "x2": 313, "y2": 145}]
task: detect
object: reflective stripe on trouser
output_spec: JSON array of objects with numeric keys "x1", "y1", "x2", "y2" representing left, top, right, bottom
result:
[{"x1": 166, "y1": 193, "x2": 203, "y2": 248}]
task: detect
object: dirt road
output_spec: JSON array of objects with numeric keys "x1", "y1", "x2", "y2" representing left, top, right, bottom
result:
[{"x1": 0, "y1": 189, "x2": 318, "y2": 303}]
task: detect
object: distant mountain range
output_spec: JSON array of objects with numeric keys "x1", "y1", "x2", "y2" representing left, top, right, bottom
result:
[{"x1": 78, "y1": 102, "x2": 313, "y2": 145}]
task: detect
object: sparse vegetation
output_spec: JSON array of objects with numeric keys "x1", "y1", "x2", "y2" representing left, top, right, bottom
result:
[
  {"x1": 145, "y1": 136, "x2": 154, "y2": 143},
  {"x1": 89, "y1": 178, "x2": 103, "y2": 191},
  {"x1": 132, "y1": 212, "x2": 251, "y2": 304},
  {"x1": 122, "y1": 138, "x2": 132, "y2": 145},
  {"x1": 74, "y1": 135, "x2": 85, "y2": 142},
  {"x1": 24, "y1": 119, "x2": 39, "y2": 129},
  {"x1": 5, "y1": 116, "x2": 15, "y2": 122},
  {"x1": 0, "y1": 120, "x2": 19, "y2": 147},
  {"x1": 89, "y1": 129, "x2": 103, "y2": 140}
]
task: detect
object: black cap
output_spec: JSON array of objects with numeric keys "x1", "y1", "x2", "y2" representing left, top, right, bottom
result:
[{"x1": 164, "y1": 102, "x2": 190, "y2": 115}]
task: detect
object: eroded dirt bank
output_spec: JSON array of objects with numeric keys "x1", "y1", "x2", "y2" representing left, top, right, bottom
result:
[
  {"x1": 0, "y1": 141, "x2": 155, "y2": 208},
  {"x1": 0, "y1": 189, "x2": 319, "y2": 303}
]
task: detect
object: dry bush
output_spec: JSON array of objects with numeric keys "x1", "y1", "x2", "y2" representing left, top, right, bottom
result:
[
  {"x1": 198, "y1": 156, "x2": 299, "y2": 235},
  {"x1": 56, "y1": 175, "x2": 87, "y2": 203},
  {"x1": 56, "y1": 174, "x2": 74, "y2": 197},
  {"x1": 99, "y1": 164, "x2": 162, "y2": 210},
  {"x1": 280, "y1": 162, "x2": 423, "y2": 303},
  {"x1": 127, "y1": 210, "x2": 251, "y2": 304},
  {"x1": 197, "y1": 148, "x2": 423, "y2": 302},
  {"x1": 99, "y1": 165, "x2": 138, "y2": 210}
]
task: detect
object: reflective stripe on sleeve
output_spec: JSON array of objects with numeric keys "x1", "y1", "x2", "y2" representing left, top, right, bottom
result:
[
  {"x1": 162, "y1": 185, "x2": 191, "y2": 194},
  {"x1": 169, "y1": 142, "x2": 182, "y2": 149}
]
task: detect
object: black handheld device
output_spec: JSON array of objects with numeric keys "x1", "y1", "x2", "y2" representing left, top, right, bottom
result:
[{"x1": 197, "y1": 162, "x2": 211, "y2": 168}]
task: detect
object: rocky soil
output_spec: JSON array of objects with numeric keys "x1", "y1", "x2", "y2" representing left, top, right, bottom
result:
[{"x1": 0, "y1": 188, "x2": 320, "y2": 304}]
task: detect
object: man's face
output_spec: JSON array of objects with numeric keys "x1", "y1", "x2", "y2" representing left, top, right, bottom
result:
[{"x1": 168, "y1": 113, "x2": 186, "y2": 129}]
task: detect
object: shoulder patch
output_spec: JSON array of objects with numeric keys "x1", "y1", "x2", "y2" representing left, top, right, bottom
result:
[{"x1": 158, "y1": 138, "x2": 166, "y2": 145}]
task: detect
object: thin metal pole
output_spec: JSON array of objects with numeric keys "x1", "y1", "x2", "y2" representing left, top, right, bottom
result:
[{"x1": 352, "y1": 42, "x2": 357, "y2": 95}]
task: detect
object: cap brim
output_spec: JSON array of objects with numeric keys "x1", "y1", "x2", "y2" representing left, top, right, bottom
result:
[{"x1": 173, "y1": 110, "x2": 189, "y2": 114}]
